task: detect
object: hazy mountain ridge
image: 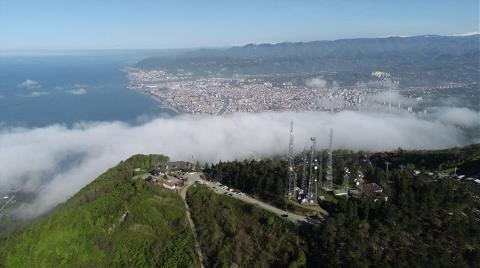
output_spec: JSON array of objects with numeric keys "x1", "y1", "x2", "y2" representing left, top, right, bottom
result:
[
  {"x1": 186, "y1": 35, "x2": 480, "y2": 58},
  {"x1": 136, "y1": 35, "x2": 479, "y2": 85}
]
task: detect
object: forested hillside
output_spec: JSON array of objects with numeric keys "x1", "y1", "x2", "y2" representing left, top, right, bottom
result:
[
  {"x1": 0, "y1": 155, "x2": 198, "y2": 268},
  {"x1": 205, "y1": 145, "x2": 480, "y2": 267},
  {"x1": 1, "y1": 145, "x2": 479, "y2": 267},
  {"x1": 305, "y1": 168, "x2": 480, "y2": 267},
  {"x1": 187, "y1": 186, "x2": 307, "y2": 267}
]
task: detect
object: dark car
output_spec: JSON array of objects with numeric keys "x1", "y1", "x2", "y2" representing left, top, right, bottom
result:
[
  {"x1": 281, "y1": 214, "x2": 288, "y2": 217},
  {"x1": 306, "y1": 217, "x2": 322, "y2": 224}
]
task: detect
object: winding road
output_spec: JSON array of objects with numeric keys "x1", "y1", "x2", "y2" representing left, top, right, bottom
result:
[
  {"x1": 183, "y1": 172, "x2": 317, "y2": 224},
  {"x1": 179, "y1": 176, "x2": 205, "y2": 268}
]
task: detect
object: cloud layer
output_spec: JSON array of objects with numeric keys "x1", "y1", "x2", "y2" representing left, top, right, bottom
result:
[
  {"x1": 0, "y1": 109, "x2": 478, "y2": 218},
  {"x1": 18, "y1": 79, "x2": 41, "y2": 89},
  {"x1": 306, "y1": 77, "x2": 328, "y2": 88},
  {"x1": 67, "y1": 88, "x2": 87, "y2": 95}
]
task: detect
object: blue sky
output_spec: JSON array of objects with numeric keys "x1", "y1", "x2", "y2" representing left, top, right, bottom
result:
[{"x1": 1, "y1": 0, "x2": 478, "y2": 50}]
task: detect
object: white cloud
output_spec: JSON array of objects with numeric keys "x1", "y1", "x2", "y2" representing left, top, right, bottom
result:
[
  {"x1": 0, "y1": 109, "x2": 476, "y2": 218},
  {"x1": 430, "y1": 107, "x2": 480, "y2": 128},
  {"x1": 367, "y1": 90, "x2": 415, "y2": 107},
  {"x1": 67, "y1": 88, "x2": 87, "y2": 95},
  {"x1": 451, "y1": 32, "x2": 480, "y2": 36},
  {"x1": 26, "y1": 91, "x2": 50, "y2": 97},
  {"x1": 18, "y1": 79, "x2": 41, "y2": 89},
  {"x1": 306, "y1": 77, "x2": 327, "y2": 88}
]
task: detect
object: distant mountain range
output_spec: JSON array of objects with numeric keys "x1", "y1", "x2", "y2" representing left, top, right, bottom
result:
[
  {"x1": 137, "y1": 34, "x2": 479, "y2": 86},
  {"x1": 184, "y1": 34, "x2": 479, "y2": 59}
]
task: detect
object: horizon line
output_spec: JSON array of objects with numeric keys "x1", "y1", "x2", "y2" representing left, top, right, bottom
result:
[{"x1": 1, "y1": 32, "x2": 478, "y2": 53}]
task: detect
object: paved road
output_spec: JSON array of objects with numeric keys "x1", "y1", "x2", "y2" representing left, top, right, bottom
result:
[
  {"x1": 0, "y1": 195, "x2": 14, "y2": 213},
  {"x1": 184, "y1": 172, "x2": 310, "y2": 224},
  {"x1": 216, "y1": 98, "x2": 229, "y2": 115},
  {"x1": 179, "y1": 177, "x2": 205, "y2": 268}
]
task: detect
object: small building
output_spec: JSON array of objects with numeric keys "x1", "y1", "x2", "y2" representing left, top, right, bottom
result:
[
  {"x1": 361, "y1": 183, "x2": 383, "y2": 197},
  {"x1": 162, "y1": 180, "x2": 177, "y2": 190},
  {"x1": 149, "y1": 167, "x2": 166, "y2": 176},
  {"x1": 167, "y1": 161, "x2": 193, "y2": 171},
  {"x1": 361, "y1": 183, "x2": 388, "y2": 202},
  {"x1": 333, "y1": 189, "x2": 348, "y2": 196},
  {"x1": 155, "y1": 176, "x2": 184, "y2": 190}
]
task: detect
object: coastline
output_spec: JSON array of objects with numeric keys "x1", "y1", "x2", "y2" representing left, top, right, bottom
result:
[
  {"x1": 127, "y1": 85, "x2": 182, "y2": 115},
  {"x1": 124, "y1": 67, "x2": 183, "y2": 115}
]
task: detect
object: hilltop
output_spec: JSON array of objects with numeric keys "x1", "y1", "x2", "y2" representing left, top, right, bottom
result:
[
  {"x1": 1, "y1": 145, "x2": 479, "y2": 267},
  {"x1": 0, "y1": 154, "x2": 199, "y2": 267}
]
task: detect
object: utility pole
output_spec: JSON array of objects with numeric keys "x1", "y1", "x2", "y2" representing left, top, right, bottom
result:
[{"x1": 385, "y1": 161, "x2": 391, "y2": 180}]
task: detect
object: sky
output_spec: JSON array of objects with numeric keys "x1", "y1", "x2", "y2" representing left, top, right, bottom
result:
[{"x1": 0, "y1": 0, "x2": 479, "y2": 50}]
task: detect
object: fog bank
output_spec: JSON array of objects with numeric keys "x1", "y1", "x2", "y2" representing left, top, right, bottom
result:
[{"x1": 1, "y1": 109, "x2": 478, "y2": 217}]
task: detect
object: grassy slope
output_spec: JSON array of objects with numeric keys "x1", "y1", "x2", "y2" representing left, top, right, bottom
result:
[
  {"x1": 187, "y1": 185, "x2": 307, "y2": 268},
  {"x1": 0, "y1": 155, "x2": 198, "y2": 268}
]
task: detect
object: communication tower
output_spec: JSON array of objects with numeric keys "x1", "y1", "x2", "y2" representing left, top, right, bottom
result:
[
  {"x1": 343, "y1": 168, "x2": 350, "y2": 199},
  {"x1": 286, "y1": 121, "x2": 295, "y2": 197},
  {"x1": 353, "y1": 170, "x2": 364, "y2": 196},
  {"x1": 324, "y1": 129, "x2": 334, "y2": 191},
  {"x1": 302, "y1": 149, "x2": 308, "y2": 194},
  {"x1": 308, "y1": 137, "x2": 317, "y2": 202}
]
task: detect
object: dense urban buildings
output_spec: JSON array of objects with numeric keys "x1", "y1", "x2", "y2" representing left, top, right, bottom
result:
[
  {"x1": 127, "y1": 69, "x2": 389, "y2": 114},
  {"x1": 127, "y1": 68, "x2": 474, "y2": 115}
]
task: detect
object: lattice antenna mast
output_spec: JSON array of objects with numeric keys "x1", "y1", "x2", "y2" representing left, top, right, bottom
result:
[
  {"x1": 293, "y1": 172, "x2": 298, "y2": 197},
  {"x1": 318, "y1": 150, "x2": 323, "y2": 189},
  {"x1": 302, "y1": 149, "x2": 308, "y2": 193},
  {"x1": 309, "y1": 137, "x2": 317, "y2": 200},
  {"x1": 343, "y1": 168, "x2": 350, "y2": 200},
  {"x1": 355, "y1": 170, "x2": 364, "y2": 194},
  {"x1": 325, "y1": 129, "x2": 334, "y2": 190},
  {"x1": 286, "y1": 121, "x2": 295, "y2": 197}
]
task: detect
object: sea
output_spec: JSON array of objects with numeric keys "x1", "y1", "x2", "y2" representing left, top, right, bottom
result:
[{"x1": 0, "y1": 51, "x2": 176, "y2": 128}]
